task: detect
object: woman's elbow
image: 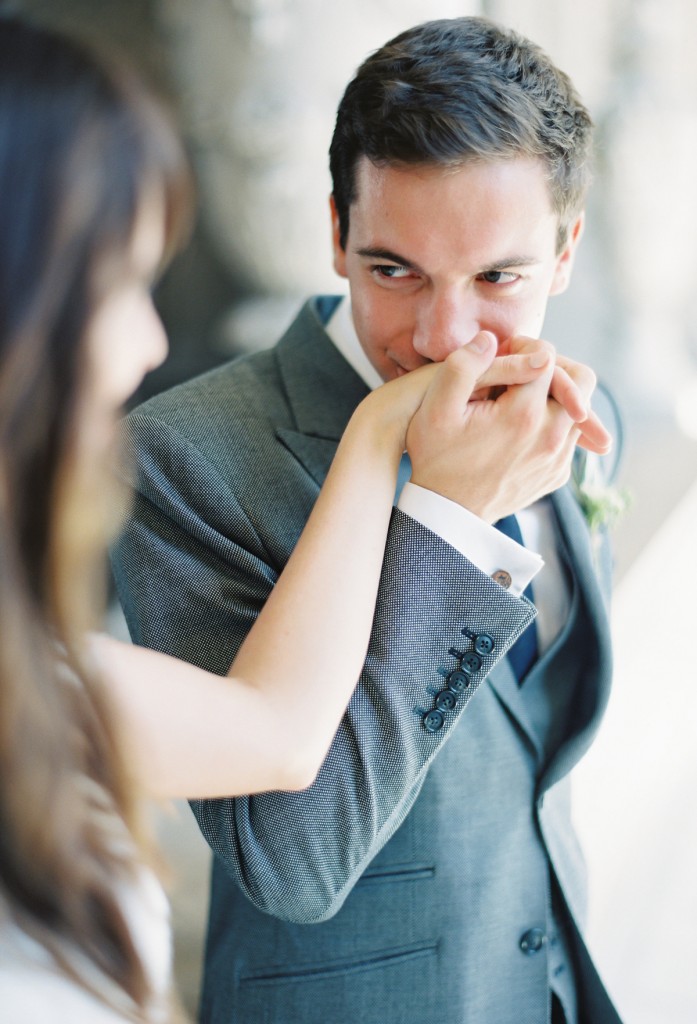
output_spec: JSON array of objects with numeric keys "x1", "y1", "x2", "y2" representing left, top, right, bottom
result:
[{"x1": 275, "y1": 744, "x2": 324, "y2": 792}]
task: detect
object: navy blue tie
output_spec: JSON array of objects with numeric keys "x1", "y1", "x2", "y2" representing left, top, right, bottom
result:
[
  {"x1": 394, "y1": 452, "x2": 412, "y2": 504},
  {"x1": 495, "y1": 514, "x2": 538, "y2": 683}
]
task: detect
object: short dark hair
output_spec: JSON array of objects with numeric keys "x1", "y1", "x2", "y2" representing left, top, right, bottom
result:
[{"x1": 329, "y1": 16, "x2": 593, "y2": 253}]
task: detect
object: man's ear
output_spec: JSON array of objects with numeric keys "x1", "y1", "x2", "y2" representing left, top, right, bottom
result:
[
  {"x1": 329, "y1": 194, "x2": 347, "y2": 278},
  {"x1": 549, "y1": 212, "x2": 585, "y2": 296}
]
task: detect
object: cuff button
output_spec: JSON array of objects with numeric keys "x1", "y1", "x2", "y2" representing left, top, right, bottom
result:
[{"x1": 492, "y1": 569, "x2": 512, "y2": 589}]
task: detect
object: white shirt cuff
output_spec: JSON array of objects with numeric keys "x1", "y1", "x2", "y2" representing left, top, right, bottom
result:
[{"x1": 397, "y1": 482, "x2": 543, "y2": 597}]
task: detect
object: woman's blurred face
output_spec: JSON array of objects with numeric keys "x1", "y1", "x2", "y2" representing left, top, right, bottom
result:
[{"x1": 85, "y1": 194, "x2": 168, "y2": 437}]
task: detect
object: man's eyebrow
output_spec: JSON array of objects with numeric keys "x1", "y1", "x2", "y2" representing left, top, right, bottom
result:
[
  {"x1": 478, "y1": 255, "x2": 540, "y2": 273},
  {"x1": 354, "y1": 247, "x2": 423, "y2": 273},
  {"x1": 354, "y1": 247, "x2": 542, "y2": 275}
]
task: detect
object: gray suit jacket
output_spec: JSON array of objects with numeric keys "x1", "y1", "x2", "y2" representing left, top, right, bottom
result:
[{"x1": 112, "y1": 297, "x2": 620, "y2": 1024}]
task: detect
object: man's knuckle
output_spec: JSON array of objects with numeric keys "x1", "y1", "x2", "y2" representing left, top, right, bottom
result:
[{"x1": 516, "y1": 406, "x2": 538, "y2": 434}]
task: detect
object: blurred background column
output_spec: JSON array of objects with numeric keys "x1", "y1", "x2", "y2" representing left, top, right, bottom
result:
[
  {"x1": 603, "y1": 0, "x2": 697, "y2": 413},
  {"x1": 488, "y1": 0, "x2": 697, "y2": 406}
]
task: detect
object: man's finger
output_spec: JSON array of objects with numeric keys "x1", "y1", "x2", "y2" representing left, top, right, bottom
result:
[
  {"x1": 418, "y1": 332, "x2": 497, "y2": 423},
  {"x1": 576, "y1": 410, "x2": 613, "y2": 454},
  {"x1": 549, "y1": 365, "x2": 588, "y2": 423},
  {"x1": 476, "y1": 348, "x2": 552, "y2": 393}
]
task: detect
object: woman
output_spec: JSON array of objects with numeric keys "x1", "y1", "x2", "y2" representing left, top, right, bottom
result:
[{"x1": 0, "y1": 15, "x2": 512, "y2": 1023}]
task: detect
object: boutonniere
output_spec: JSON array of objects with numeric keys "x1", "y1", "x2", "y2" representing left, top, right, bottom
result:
[{"x1": 571, "y1": 450, "x2": 631, "y2": 533}]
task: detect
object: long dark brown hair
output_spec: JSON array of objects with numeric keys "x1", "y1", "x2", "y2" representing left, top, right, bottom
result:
[{"x1": 0, "y1": 16, "x2": 191, "y2": 1019}]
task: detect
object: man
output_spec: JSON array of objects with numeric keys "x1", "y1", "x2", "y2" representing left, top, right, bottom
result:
[{"x1": 113, "y1": 17, "x2": 621, "y2": 1024}]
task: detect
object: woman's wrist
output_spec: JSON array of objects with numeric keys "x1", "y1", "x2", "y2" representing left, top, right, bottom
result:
[{"x1": 347, "y1": 388, "x2": 411, "y2": 456}]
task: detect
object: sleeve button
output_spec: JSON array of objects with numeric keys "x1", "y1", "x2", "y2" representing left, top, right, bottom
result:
[
  {"x1": 461, "y1": 651, "x2": 483, "y2": 673},
  {"x1": 435, "y1": 689, "x2": 458, "y2": 712},
  {"x1": 474, "y1": 633, "x2": 494, "y2": 656},
  {"x1": 422, "y1": 709, "x2": 445, "y2": 733},
  {"x1": 447, "y1": 669, "x2": 471, "y2": 693}
]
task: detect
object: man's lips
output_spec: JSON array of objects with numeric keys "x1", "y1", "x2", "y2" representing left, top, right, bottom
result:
[{"x1": 389, "y1": 355, "x2": 431, "y2": 378}]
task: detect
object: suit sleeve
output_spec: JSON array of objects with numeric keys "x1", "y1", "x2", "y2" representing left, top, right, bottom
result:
[{"x1": 112, "y1": 412, "x2": 536, "y2": 924}]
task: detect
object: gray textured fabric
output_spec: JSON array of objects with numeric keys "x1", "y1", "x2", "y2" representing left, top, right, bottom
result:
[{"x1": 112, "y1": 297, "x2": 621, "y2": 1024}]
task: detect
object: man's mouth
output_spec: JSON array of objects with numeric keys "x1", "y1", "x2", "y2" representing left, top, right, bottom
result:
[{"x1": 389, "y1": 354, "x2": 430, "y2": 378}]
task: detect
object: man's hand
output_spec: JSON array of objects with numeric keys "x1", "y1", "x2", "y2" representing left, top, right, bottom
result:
[
  {"x1": 406, "y1": 333, "x2": 611, "y2": 523},
  {"x1": 473, "y1": 335, "x2": 611, "y2": 455}
]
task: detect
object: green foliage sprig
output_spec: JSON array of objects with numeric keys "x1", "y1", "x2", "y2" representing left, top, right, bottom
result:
[{"x1": 571, "y1": 451, "x2": 631, "y2": 532}]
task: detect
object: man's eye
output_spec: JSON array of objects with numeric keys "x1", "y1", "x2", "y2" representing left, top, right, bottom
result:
[
  {"x1": 373, "y1": 264, "x2": 412, "y2": 279},
  {"x1": 479, "y1": 270, "x2": 519, "y2": 284}
]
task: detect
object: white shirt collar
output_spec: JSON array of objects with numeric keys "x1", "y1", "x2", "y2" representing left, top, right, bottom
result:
[{"x1": 324, "y1": 296, "x2": 384, "y2": 391}]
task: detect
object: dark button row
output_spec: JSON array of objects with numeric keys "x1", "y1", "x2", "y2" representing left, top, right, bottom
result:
[{"x1": 422, "y1": 633, "x2": 494, "y2": 733}]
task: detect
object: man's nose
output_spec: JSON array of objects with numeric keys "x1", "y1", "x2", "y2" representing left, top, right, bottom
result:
[{"x1": 412, "y1": 292, "x2": 482, "y2": 363}]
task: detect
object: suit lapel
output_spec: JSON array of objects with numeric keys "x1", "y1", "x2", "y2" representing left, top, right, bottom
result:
[
  {"x1": 539, "y1": 485, "x2": 614, "y2": 790},
  {"x1": 276, "y1": 431, "x2": 341, "y2": 489},
  {"x1": 486, "y1": 655, "x2": 544, "y2": 760},
  {"x1": 487, "y1": 486, "x2": 613, "y2": 774},
  {"x1": 274, "y1": 299, "x2": 370, "y2": 485}
]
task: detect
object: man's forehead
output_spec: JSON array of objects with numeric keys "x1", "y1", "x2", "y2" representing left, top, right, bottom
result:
[
  {"x1": 348, "y1": 155, "x2": 560, "y2": 255},
  {"x1": 351, "y1": 154, "x2": 556, "y2": 211}
]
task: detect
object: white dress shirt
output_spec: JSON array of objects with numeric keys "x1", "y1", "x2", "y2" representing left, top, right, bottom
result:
[{"x1": 325, "y1": 297, "x2": 571, "y2": 655}]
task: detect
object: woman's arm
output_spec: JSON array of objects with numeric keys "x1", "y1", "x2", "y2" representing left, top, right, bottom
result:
[{"x1": 92, "y1": 344, "x2": 501, "y2": 799}]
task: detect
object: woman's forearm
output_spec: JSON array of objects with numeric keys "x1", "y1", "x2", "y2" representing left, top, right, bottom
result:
[{"x1": 92, "y1": 385, "x2": 418, "y2": 799}]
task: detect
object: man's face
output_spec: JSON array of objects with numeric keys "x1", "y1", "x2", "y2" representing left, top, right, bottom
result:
[{"x1": 331, "y1": 156, "x2": 583, "y2": 381}]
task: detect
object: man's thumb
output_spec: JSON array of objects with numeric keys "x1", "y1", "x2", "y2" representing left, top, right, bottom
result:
[
  {"x1": 442, "y1": 331, "x2": 497, "y2": 390},
  {"x1": 419, "y1": 332, "x2": 497, "y2": 421},
  {"x1": 460, "y1": 330, "x2": 497, "y2": 360}
]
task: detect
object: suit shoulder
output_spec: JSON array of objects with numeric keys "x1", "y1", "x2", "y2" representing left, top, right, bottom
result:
[
  {"x1": 135, "y1": 345, "x2": 280, "y2": 418},
  {"x1": 127, "y1": 345, "x2": 288, "y2": 449}
]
